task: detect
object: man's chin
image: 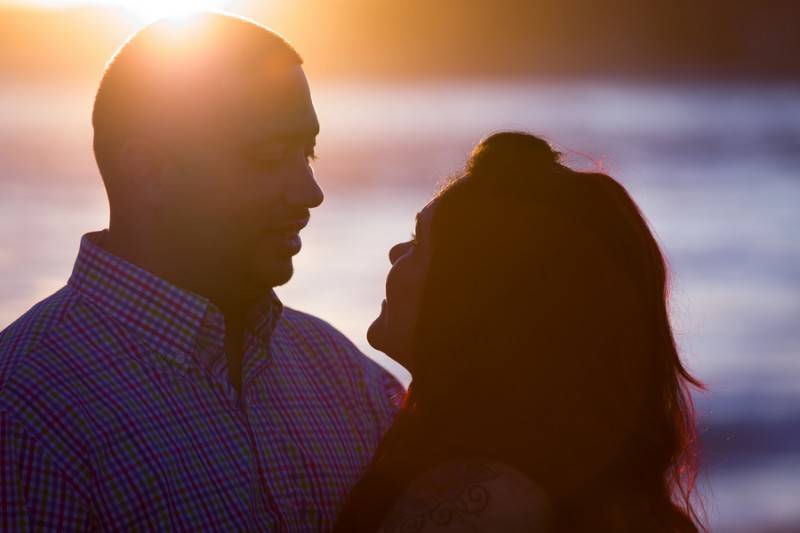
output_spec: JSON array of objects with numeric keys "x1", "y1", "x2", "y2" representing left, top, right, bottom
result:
[
  {"x1": 252, "y1": 258, "x2": 294, "y2": 290},
  {"x1": 268, "y1": 265, "x2": 294, "y2": 288}
]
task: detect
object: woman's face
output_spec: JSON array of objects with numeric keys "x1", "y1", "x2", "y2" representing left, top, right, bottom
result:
[{"x1": 367, "y1": 201, "x2": 436, "y2": 368}]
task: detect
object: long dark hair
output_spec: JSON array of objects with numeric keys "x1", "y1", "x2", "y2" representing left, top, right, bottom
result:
[{"x1": 335, "y1": 132, "x2": 704, "y2": 532}]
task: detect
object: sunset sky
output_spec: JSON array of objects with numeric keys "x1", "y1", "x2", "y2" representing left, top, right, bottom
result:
[{"x1": 2, "y1": 0, "x2": 798, "y2": 82}]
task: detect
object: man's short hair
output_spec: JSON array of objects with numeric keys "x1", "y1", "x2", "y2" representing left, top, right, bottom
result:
[{"x1": 92, "y1": 12, "x2": 302, "y2": 182}]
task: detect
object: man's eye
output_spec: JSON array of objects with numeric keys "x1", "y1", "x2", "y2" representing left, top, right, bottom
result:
[
  {"x1": 255, "y1": 157, "x2": 283, "y2": 170},
  {"x1": 254, "y1": 146, "x2": 314, "y2": 169}
]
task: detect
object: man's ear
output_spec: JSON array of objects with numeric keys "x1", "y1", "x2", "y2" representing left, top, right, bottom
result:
[{"x1": 118, "y1": 137, "x2": 167, "y2": 208}]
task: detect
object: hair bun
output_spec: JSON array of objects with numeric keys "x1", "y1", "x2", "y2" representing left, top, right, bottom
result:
[{"x1": 467, "y1": 131, "x2": 561, "y2": 178}]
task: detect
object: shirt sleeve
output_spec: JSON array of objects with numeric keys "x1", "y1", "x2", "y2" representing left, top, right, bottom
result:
[{"x1": 1, "y1": 410, "x2": 93, "y2": 532}]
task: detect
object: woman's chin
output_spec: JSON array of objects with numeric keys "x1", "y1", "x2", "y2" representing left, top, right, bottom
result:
[
  {"x1": 367, "y1": 302, "x2": 412, "y2": 368},
  {"x1": 366, "y1": 315, "x2": 386, "y2": 352},
  {"x1": 367, "y1": 304, "x2": 396, "y2": 358}
]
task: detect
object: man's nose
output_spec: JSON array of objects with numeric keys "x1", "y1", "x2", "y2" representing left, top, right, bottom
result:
[{"x1": 285, "y1": 159, "x2": 324, "y2": 208}]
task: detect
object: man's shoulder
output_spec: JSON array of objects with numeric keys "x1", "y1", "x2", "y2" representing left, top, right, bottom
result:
[
  {"x1": 277, "y1": 306, "x2": 366, "y2": 360},
  {"x1": 0, "y1": 286, "x2": 79, "y2": 387},
  {"x1": 0, "y1": 286, "x2": 98, "y2": 479},
  {"x1": 277, "y1": 306, "x2": 404, "y2": 403}
]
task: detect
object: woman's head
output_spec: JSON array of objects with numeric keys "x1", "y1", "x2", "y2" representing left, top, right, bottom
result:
[
  {"x1": 342, "y1": 131, "x2": 704, "y2": 532},
  {"x1": 367, "y1": 132, "x2": 569, "y2": 369}
]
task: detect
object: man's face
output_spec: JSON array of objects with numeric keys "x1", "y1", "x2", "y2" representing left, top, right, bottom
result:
[{"x1": 160, "y1": 64, "x2": 323, "y2": 301}]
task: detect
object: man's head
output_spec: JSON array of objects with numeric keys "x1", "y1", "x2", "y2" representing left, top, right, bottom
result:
[{"x1": 93, "y1": 13, "x2": 323, "y2": 307}]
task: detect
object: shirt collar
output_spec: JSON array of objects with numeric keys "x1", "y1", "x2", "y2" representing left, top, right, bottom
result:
[{"x1": 68, "y1": 231, "x2": 283, "y2": 369}]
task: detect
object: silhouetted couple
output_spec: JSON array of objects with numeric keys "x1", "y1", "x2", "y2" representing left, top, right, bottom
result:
[{"x1": 0, "y1": 13, "x2": 703, "y2": 533}]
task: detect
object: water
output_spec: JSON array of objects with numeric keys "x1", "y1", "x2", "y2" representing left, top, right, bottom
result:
[{"x1": 2, "y1": 80, "x2": 799, "y2": 531}]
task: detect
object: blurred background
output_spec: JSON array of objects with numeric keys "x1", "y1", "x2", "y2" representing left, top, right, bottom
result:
[{"x1": 1, "y1": 1, "x2": 798, "y2": 530}]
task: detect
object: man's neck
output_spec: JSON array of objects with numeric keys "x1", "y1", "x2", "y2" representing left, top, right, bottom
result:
[
  {"x1": 101, "y1": 227, "x2": 205, "y2": 296},
  {"x1": 102, "y1": 227, "x2": 264, "y2": 394},
  {"x1": 99, "y1": 224, "x2": 274, "y2": 391},
  {"x1": 102, "y1": 227, "x2": 248, "y2": 312}
]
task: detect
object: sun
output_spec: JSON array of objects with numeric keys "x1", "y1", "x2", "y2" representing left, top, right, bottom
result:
[
  {"x1": 20, "y1": 0, "x2": 235, "y2": 22},
  {"x1": 112, "y1": 0, "x2": 233, "y2": 23}
]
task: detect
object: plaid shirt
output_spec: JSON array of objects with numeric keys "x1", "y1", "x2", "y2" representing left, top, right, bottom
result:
[{"x1": 0, "y1": 231, "x2": 403, "y2": 532}]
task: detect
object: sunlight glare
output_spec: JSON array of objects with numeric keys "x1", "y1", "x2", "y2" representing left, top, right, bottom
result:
[{"x1": 111, "y1": 0, "x2": 232, "y2": 23}]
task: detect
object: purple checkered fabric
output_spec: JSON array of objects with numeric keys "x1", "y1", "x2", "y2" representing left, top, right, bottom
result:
[{"x1": 0, "y1": 231, "x2": 403, "y2": 532}]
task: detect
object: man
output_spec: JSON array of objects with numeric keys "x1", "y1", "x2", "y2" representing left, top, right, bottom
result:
[{"x1": 0, "y1": 13, "x2": 402, "y2": 532}]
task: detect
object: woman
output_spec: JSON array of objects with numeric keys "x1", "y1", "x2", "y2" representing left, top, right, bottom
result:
[{"x1": 335, "y1": 132, "x2": 704, "y2": 532}]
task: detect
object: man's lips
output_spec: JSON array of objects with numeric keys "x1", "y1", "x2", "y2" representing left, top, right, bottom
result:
[
  {"x1": 273, "y1": 217, "x2": 309, "y2": 234},
  {"x1": 264, "y1": 216, "x2": 309, "y2": 255},
  {"x1": 264, "y1": 216, "x2": 309, "y2": 238}
]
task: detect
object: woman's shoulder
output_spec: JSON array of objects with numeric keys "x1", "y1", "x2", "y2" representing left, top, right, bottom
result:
[{"x1": 378, "y1": 457, "x2": 550, "y2": 533}]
